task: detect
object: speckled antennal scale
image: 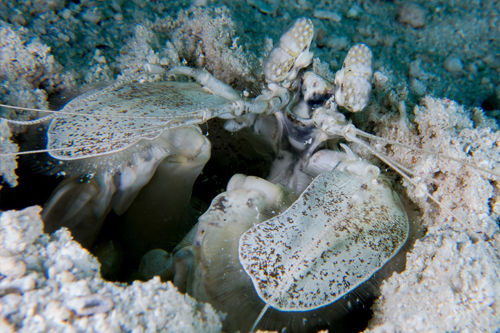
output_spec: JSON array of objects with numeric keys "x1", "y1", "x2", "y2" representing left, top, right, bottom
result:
[
  {"x1": 239, "y1": 165, "x2": 409, "y2": 326},
  {"x1": 46, "y1": 81, "x2": 235, "y2": 160}
]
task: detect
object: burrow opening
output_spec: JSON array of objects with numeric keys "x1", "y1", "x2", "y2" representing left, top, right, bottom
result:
[{"x1": 0, "y1": 115, "x2": 422, "y2": 333}]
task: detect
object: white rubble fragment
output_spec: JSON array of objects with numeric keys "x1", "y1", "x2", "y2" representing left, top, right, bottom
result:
[
  {"x1": 313, "y1": 9, "x2": 341, "y2": 23},
  {"x1": 365, "y1": 96, "x2": 500, "y2": 333},
  {"x1": 0, "y1": 207, "x2": 222, "y2": 333},
  {"x1": 0, "y1": 119, "x2": 18, "y2": 188},
  {"x1": 372, "y1": 70, "x2": 389, "y2": 89},
  {"x1": 408, "y1": 58, "x2": 430, "y2": 81},
  {"x1": 378, "y1": 96, "x2": 499, "y2": 234},
  {"x1": 346, "y1": 4, "x2": 362, "y2": 19},
  {"x1": 247, "y1": 0, "x2": 274, "y2": 14},
  {"x1": 0, "y1": 21, "x2": 73, "y2": 110},
  {"x1": 82, "y1": 7, "x2": 102, "y2": 24},
  {"x1": 444, "y1": 55, "x2": 464, "y2": 74},
  {"x1": 366, "y1": 229, "x2": 500, "y2": 332},
  {"x1": 170, "y1": 7, "x2": 255, "y2": 87},
  {"x1": 397, "y1": 2, "x2": 426, "y2": 28},
  {"x1": 0, "y1": 255, "x2": 26, "y2": 278},
  {"x1": 324, "y1": 36, "x2": 349, "y2": 51},
  {"x1": 116, "y1": 24, "x2": 173, "y2": 83},
  {"x1": 410, "y1": 78, "x2": 426, "y2": 96}
]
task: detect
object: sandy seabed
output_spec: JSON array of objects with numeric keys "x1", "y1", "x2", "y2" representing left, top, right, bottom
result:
[{"x1": 0, "y1": 0, "x2": 498, "y2": 332}]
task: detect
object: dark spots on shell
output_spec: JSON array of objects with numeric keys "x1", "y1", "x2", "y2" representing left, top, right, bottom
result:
[{"x1": 212, "y1": 196, "x2": 228, "y2": 213}]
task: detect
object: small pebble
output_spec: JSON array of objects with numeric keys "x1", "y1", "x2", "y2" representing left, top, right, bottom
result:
[
  {"x1": 325, "y1": 36, "x2": 349, "y2": 51},
  {"x1": 82, "y1": 7, "x2": 102, "y2": 24},
  {"x1": 346, "y1": 5, "x2": 362, "y2": 19},
  {"x1": 144, "y1": 63, "x2": 164, "y2": 74},
  {"x1": 444, "y1": 55, "x2": 463, "y2": 74},
  {"x1": 398, "y1": 3, "x2": 426, "y2": 28},
  {"x1": 0, "y1": 255, "x2": 26, "y2": 278},
  {"x1": 57, "y1": 32, "x2": 70, "y2": 42},
  {"x1": 12, "y1": 13, "x2": 26, "y2": 26},
  {"x1": 373, "y1": 70, "x2": 389, "y2": 89},
  {"x1": 0, "y1": 317, "x2": 15, "y2": 333},
  {"x1": 5, "y1": 274, "x2": 37, "y2": 292},
  {"x1": 61, "y1": 8, "x2": 72, "y2": 20},
  {"x1": 409, "y1": 59, "x2": 428, "y2": 80},
  {"x1": 66, "y1": 296, "x2": 114, "y2": 316},
  {"x1": 57, "y1": 271, "x2": 77, "y2": 284},
  {"x1": 44, "y1": 300, "x2": 72, "y2": 322},
  {"x1": 247, "y1": 0, "x2": 274, "y2": 14},
  {"x1": 410, "y1": 78, "x2": 427, "y2": 96},
  {"x1": 313, "y1": 9, "x2": 342, "y2": 23}
]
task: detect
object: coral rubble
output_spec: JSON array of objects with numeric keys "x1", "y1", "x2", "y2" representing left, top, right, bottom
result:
[
  {"x1": 0, "y1": 207, "x2": 222, "y2": 332},
  {"x1": 0, "y1": 1, "x2": 498, "y2": 332},
  {"x1": 366, "y1": 97, "x2": 500, "y2": 332}
]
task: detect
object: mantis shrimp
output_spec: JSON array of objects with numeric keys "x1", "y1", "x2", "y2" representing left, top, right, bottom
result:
[{"x1": 0, "y1": 17, "x2": 498, "y2": 332}]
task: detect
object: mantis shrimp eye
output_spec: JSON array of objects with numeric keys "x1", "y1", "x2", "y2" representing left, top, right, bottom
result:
[
  {"x1": 334, "y1": 43, "x2": 373, "y2": 112},
  {"x1": 264, "y1": 18, "x2": 314, "y2": 85}
]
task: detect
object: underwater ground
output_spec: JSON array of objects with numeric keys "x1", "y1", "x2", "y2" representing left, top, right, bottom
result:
[{"x1": 0, "y1": 0, "x2": 498, "y2": 332}]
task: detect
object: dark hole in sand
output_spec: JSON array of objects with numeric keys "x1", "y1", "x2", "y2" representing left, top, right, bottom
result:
[{"x1": 0, "y1": 118, "x2": 420, "y2": 333}]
